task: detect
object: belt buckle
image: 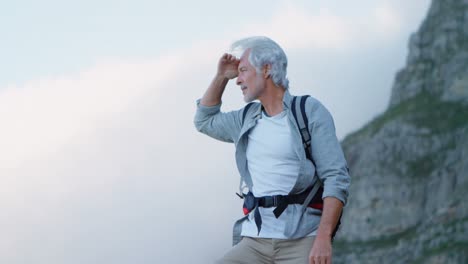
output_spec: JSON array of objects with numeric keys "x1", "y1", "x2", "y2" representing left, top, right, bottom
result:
[{"x1": 273, "y1": 196, "x2": 278, "y2": 207}]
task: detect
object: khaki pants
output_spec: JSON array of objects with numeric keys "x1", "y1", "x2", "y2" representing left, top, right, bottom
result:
[{"x1": 216, "y1": 236, "x2": 316, "y2": 264}]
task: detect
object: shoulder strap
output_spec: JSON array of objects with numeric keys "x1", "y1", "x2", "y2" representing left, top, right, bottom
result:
[
  {"x1": 292, "y1": 95, "x2": 342, "y2": 240},
  {"x1": 291, "y1": 95, "x2": 313, "y2": 162},
  {"x1": 292, "y1": 96, "x2": 323, "y2": 200}
]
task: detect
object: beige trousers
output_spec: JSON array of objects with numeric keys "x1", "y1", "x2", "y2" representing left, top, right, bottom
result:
[{"x1": 216, "y1": 236, "x2": 316, "y2": 264}]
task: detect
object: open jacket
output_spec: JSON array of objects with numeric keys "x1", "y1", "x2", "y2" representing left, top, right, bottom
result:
[{"x1": 194, "y1": 90, "x2": 350, "y2": 245}]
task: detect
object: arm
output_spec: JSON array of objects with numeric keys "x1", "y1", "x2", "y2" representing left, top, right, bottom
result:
[
  {"x1": 307, "y1": 101, "x2": 350, "y2": 264},
  {"x1": 200, "y1": 53, "x2": 239, "y2": 106},
  {"x1": 194, "y1": 54, "x2": 242, "y2": 142},
  {"x1": 309, "y1": 197, "x2": 343, "y2": 264}
]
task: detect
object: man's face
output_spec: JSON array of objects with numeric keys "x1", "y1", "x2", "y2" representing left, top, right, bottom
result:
[{"x1": 236, "y1": 50, "x2": 265, "y2": 103}]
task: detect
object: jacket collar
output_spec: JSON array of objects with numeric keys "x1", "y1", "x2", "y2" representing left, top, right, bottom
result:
[
  {"x1": 282, "y1": 89, "x2": 293, "y2": 110},
  {"x1": 251, "y1": 89, "x2": 293, "y2": 118}
]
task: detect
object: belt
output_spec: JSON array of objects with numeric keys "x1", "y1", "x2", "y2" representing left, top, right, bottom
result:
[
  {"x1": 241, "y1": 186, "x2": 324, "y2": 235},
  {"x1": 258, "y1": 195, "x2": 323, "y2": 210}
]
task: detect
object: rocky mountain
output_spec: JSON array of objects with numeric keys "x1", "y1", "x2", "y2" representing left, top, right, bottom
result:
[{"x1": 335, "y1": 0, "x2": 468, "y2": 263}]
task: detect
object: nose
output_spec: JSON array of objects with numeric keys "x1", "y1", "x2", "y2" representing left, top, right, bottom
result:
[{"x1": 236, "y1": 76, "x2": 242, "y2": 86}]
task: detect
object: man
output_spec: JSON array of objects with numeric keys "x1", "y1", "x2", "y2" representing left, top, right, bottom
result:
[{"x1": 194, "y1": 36, "x2": 350, "y2": 264}]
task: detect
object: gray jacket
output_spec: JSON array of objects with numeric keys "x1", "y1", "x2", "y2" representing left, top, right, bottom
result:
[{"x1": 194, "y1": 90, "x2": 350, "y2": 245}]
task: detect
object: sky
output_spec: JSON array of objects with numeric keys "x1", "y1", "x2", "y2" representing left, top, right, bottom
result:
[{"x1": 0, "y1": 0, "x2": 431, "y2": 263}]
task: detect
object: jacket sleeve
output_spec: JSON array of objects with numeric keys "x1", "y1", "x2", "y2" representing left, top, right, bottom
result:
[
  {"x1": 308, "y1": 101, "x2": 351, "y2": 206},
  {"x1": 193, "y1": 99, "x2": 242, "y2": 143}
]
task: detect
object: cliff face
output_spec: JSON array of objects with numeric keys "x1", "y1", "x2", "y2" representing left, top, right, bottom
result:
[
  {"x1": 335, "y1": 0, "x2": 468, "y2": 263},
  {"x1": 390, "y1": 0, "x2": 468, "y2": 106}
]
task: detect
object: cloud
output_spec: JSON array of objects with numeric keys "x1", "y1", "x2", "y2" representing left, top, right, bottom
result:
[
  {"x1": 263, "y1": 4, "x2": 349, "y2": 50},
  {"x1": 373, "y1": 3, "x2": 402, "y2": 34},
  {"x1": 0, "y1": 55, "x2": 183, "y2": 168},
  {"x1": 232, "y1": 0, "x2": 414, "y2": 52},
  {"x1": 0, "y1": 39, "x2": 240, "y2": 263},
  {"x1": 233, "y1": 2, "x2": 349, "y2": 51}
]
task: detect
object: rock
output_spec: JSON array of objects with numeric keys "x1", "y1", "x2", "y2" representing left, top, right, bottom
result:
[
  {"x1": 389, "y1": 0, "x2": 468, "y2": 107},
  {"x1": 335, "y1": 0, "x2": 468, "y2": 262}
]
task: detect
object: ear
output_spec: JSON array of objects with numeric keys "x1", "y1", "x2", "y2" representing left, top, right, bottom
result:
[{"x1": 263, "y1": 64, "x2": 271, "y2": 79}]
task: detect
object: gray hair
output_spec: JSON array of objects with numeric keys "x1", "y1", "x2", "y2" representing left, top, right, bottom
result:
[{"x1": 230, "y1": 36, "x2": 289, "y2": 89}]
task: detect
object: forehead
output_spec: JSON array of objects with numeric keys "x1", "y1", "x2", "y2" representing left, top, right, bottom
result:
[{"x1": 238, "y1": 49, "x2": 252, "y2": 68}]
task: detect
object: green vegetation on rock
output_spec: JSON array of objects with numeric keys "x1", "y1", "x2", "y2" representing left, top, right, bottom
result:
[{"x1": 342, "y1": 91, "x2": 468, "y2": 146}]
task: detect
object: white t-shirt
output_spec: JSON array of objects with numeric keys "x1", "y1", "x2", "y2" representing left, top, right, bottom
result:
[{"x1": 241, "y1": 110, "x2": 312, "y2": 238}]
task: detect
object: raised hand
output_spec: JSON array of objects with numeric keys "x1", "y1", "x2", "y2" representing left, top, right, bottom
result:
[{"x1": 217, "y1": 53, "x2": 240, "y2": 80}]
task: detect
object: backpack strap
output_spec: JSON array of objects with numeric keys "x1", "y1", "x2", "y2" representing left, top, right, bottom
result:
[
  {"x1": 291, "y1": 96, "x2": 323, "y2": 208},
  {"x1": 291, "y1": 95, "x2": 342, "y2": 240},
  {"x1": 291, "y1": 95, "x2": 317, "y2": 171},
  {"x1": 292, "y1": 96, "x2": 312, "y2": 161}
]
